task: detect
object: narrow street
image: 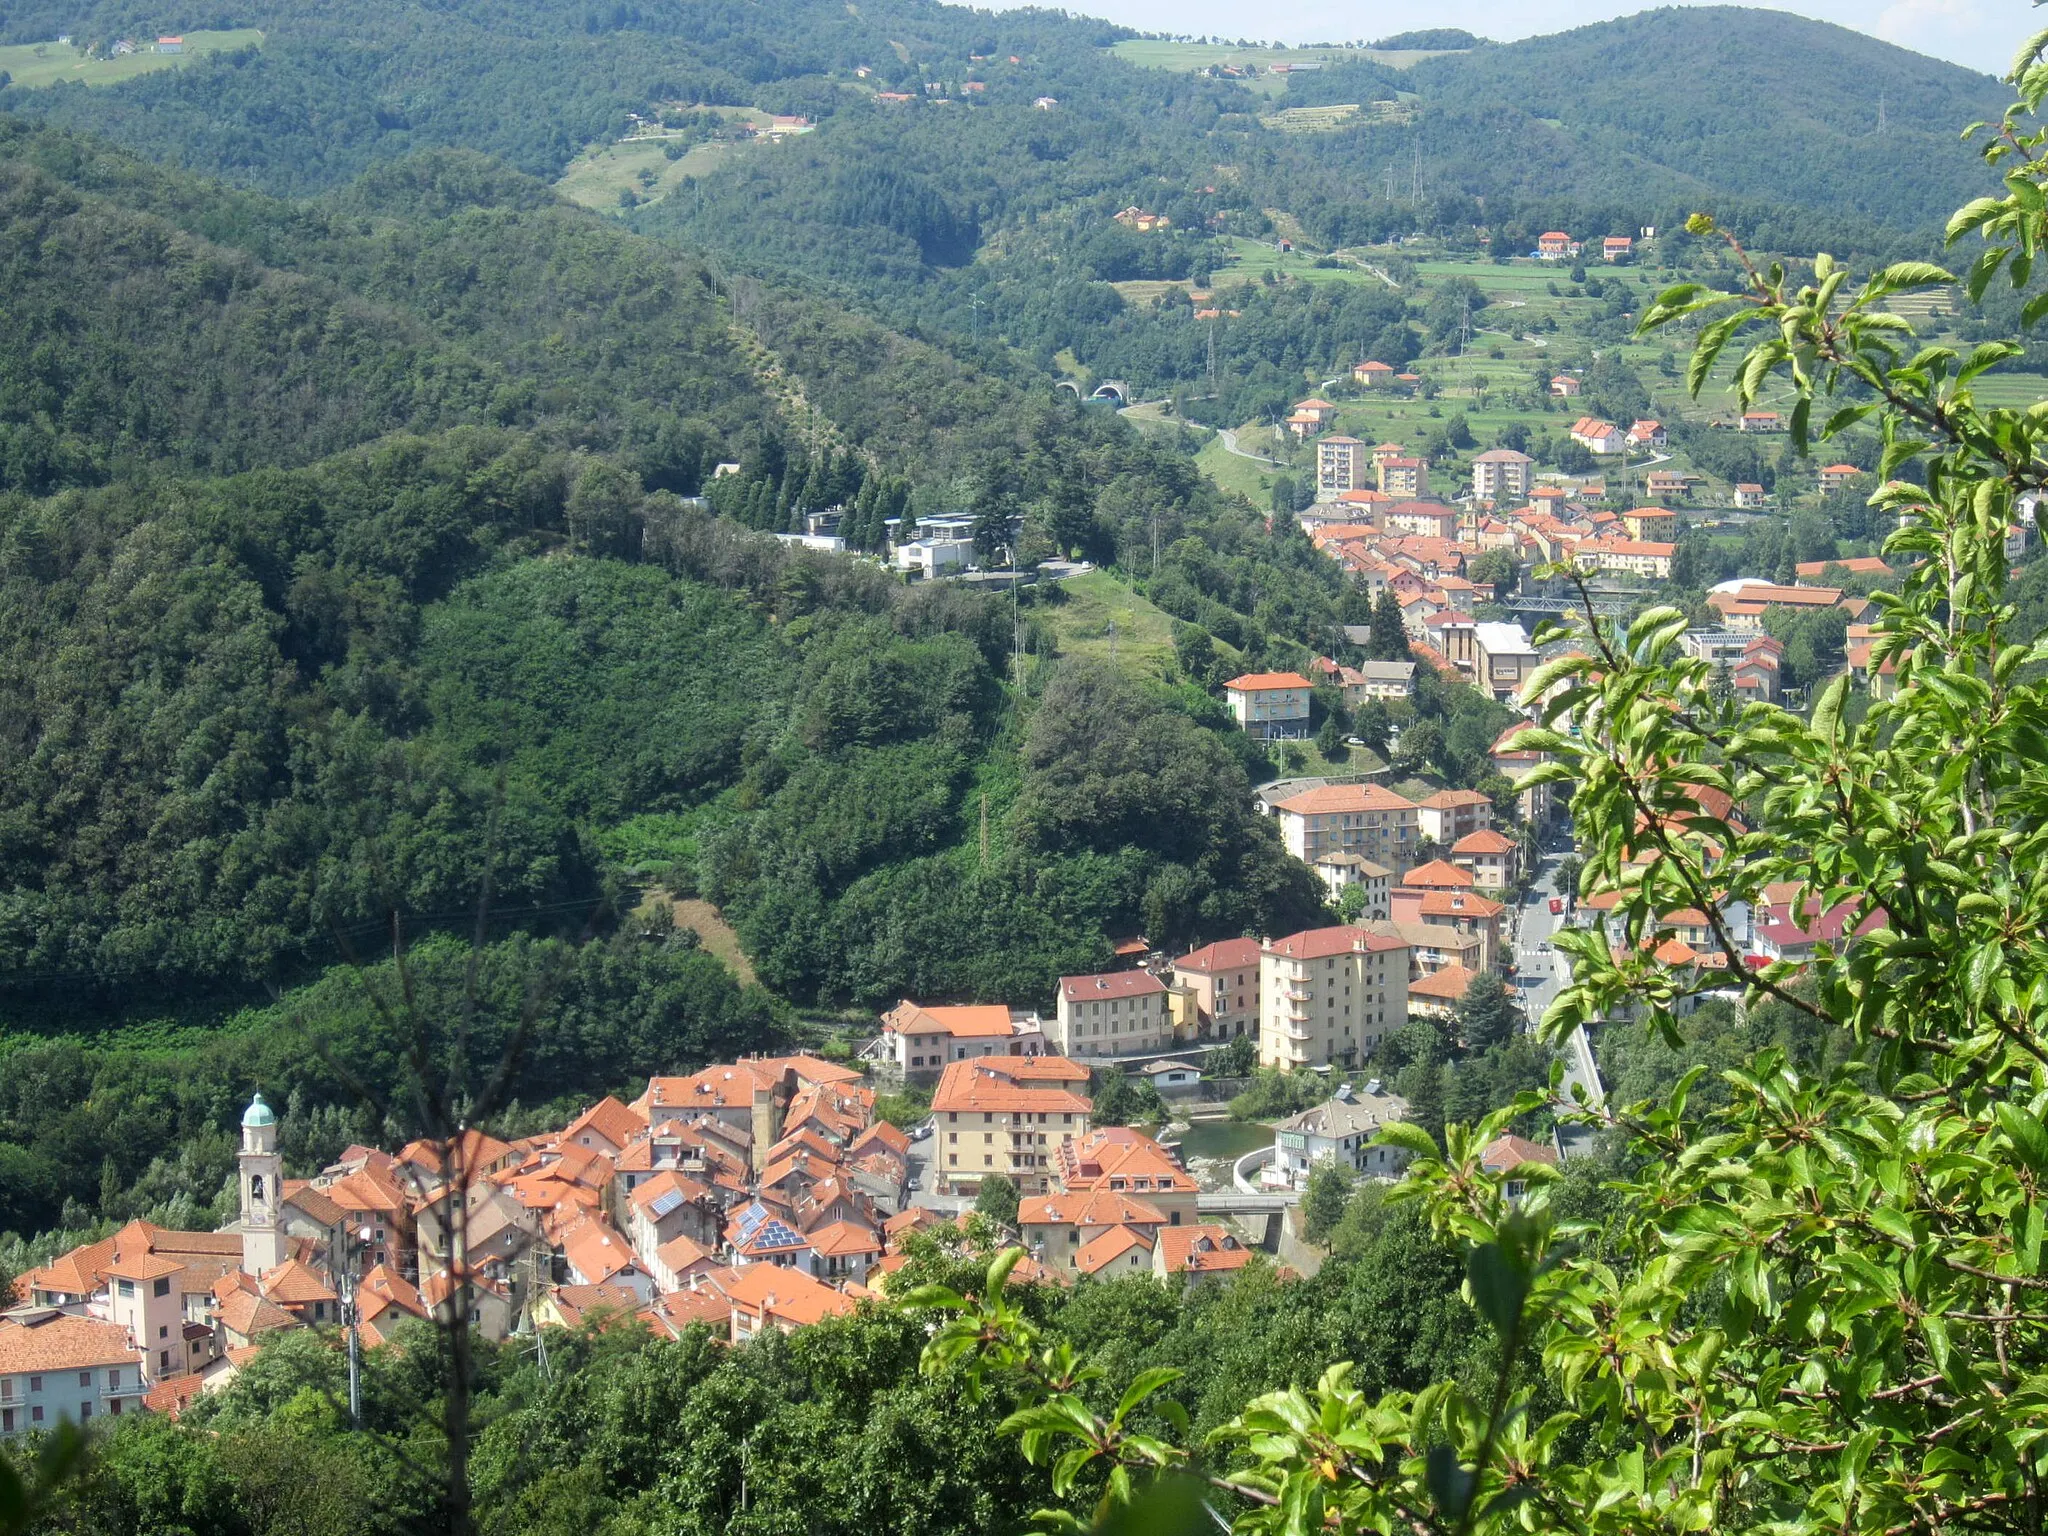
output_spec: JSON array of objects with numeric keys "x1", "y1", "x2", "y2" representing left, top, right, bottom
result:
[{"x1": 1512, "y1": 833, "x2": 1605, "y2": 1158}]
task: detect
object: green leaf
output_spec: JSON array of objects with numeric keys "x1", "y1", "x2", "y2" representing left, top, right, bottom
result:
[
  {"x1": 1114, "y1": 1367, "x2": 1185, "y2": 1428},
  {"x1": 1467, "y1": 1240, "x2": 1529, "y2": 1341},
  {"x1": 1373, "y1": 1121, "x2": 1440, "y2": 1159},
  {"x1": 1997, "y1": 1101, "x2": 2048, "y2": 1177}
]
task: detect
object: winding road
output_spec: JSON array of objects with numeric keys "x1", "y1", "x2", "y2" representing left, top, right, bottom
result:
[{"x1": 1216, "y1": 426, "x2": 1284, "y2": 466}]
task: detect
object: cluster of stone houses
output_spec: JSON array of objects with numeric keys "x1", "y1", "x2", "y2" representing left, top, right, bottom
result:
[
  {"x1": 5, "y1": 1055, "x2": 929, "y2": 1432},
  {"x1": 1, "y1": 1040, "x2": 1307, "y2": 1437}
]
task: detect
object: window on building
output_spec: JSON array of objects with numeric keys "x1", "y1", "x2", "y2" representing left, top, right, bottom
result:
[{"x1": 153, "y1": 1277, "x2": 171, "y2": 1298}]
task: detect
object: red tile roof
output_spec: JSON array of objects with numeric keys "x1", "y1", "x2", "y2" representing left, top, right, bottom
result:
[
  {"x1": 1154, "y1": 1223, "x2": 1253, "y2": 1274},
  {"x1": 1401, "y1": 858, "x2": 1474, "y2": 889},
  {"x1": 0, "y1": 1312, "x2": 143, "y2": 1373},
  {"x1": 1174, "y1": 936, "x2": 1262, "y2": 973},
  {"x1": 1272, "y1": 783, "x2": 1418, "y2": 816},
  {"x1": 1265, "y1": 925, "x2": 1407, "y2": 961},
  {"x1": 1224, "y1": 671, "x2": 1313, "y2": 692}
]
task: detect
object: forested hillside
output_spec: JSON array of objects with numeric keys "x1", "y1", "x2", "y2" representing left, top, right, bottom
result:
[{"x1": 1404, "y1": 7, "x2": 2005, "y2": 227}]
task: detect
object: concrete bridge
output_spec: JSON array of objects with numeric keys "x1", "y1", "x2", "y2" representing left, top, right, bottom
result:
[{"x1": 1196, "y1": 1191, "x2": 1295, "y2": 1215}]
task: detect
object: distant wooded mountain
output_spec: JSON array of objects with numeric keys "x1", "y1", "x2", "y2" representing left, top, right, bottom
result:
[
  {"x1": 1401, "y1": 7, "x2": 2009, "y2": 229},
  {"x1": 0, "y1": 1, "x2": 2007, "y2": 241}
]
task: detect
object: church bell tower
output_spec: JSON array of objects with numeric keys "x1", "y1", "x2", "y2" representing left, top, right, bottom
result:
[{"x1": 239, "y1": 1092, "x2": 287, "y2": 1275}]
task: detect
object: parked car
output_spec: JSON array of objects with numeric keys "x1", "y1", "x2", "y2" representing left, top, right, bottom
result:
[{"x1": 1549, "y1": 897, "x2": 1564, "y2": 915}]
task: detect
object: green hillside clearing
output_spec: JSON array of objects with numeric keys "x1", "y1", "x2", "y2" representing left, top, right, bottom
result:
[{"x1": 0, "y1": 29, "x2": 261, "y2": 88}]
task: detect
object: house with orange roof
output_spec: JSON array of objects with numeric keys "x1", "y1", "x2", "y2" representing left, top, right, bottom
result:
[
  {"x1": 535, "y1": 1282, "x2": 643, "y2": 1332},
  {"x1": 725, "y1": 1263, "x2": 858, "y2": 1340},
  {"x1": 1399, "y1": 857, "x2": 1474, "y2": 891},
  {"x1": 561, "y1": 1097, "x2": 648, "y2": 1159},
  {"x1": 1019, "y1": 1188, "x2": 1169, "y2": 1269},
  {"x1": 1536, "y1": 231, "x2": 1575, "y2": 259},
  {"x1": 1380, "y1": 499, "x2": 1457, "y2": 540},
  {"x1": 1072, "y1": 1223, "x2": 1155, "y2": 1275},
  {"x1": 1391, "y1": 886, "x2": 1504, "y2": 972},
  {"x1": 650, "y1": 1232, "x2": 723, "y2": 1292},
  {"x1": 1624, "y1": 419, "x2": 1665, "y2": 449},
  {"x1": 1050, "y1": 1127, "x2": 1199, "y2": 1224},
  {"x1": 1223, "y1": 670, "x2": 1313, "y2": 739},
  {"x1": 1270, "y1": 782, "x2": 1420, "y2": 869},
  {"x1": 314, "y1": 1159, "x2": 412, "y2": 1273},
  {"x1": 1738, "y1": 410, "x2": 1782, "y2": 433},
  {"x1": 1152, "y1": 1224, "x2": 1254, "y2": 1284},
  {"x1": 1602, "y1": 235, "x2": 1634, "y2": 261},
  {"x1": 559, "y1": 1216, "x2": 655, "y2": 1300},
  {"x1": 0, "y1": 1311, "x2": 146, "y2": 1438},
  {"x1": 345, "y1": 1263, "x2": 422, "y2": 1348},
  {"x1": 872, "y1": 999, "x2": 1044, "y2": 1077},
  {"x1": 1377, "y1": 454, "x2": 1430, "y2": 498},
  {"x1": 1415, "y1": 788, "x2": 1493, "y2": 846},
  {"x1": 1795, "y1": 554, "x2": 1891, "y2": 580},
  {"x1": 1574, "y1": 535, "x2": 1675, "y2": 579},
  {"x1": 624, "y1": 1167, "x2": 720, "y2": 1267},
  {"x1": 212, "y1": 1272, "x2": 300, "y2": 1351},
  {"x1": 1707, "y1": 581, "x2": 1847, "y2": 631},
  {"x1": 1051, "y1": 969, "x2": 1171, "y2": 1059},
  {"x1": 1171, "y1": 936, "x2": 1262, "y2": 1040},
  {"x1": 1550, "y1": 374, "x2": 1583, "y2": 396},
  {"x1": 1406, "y1": 963, "x2": 1479, "y2": 1020},
  {"x1": 1352, "y1": 359, "x2": 1395, "y2": 386},
  {"x1": 419, "y1": 1266, "x2": 514, "y2": 1341},
  {"x1": 1259, "y1": 925, "x2": 1409, "y2": 1069},
  {"x1": 1817, "y1": 463, "x2": 1865, "y2": 494},
  {"x1": 1568, "y1": 417, "x2": 1625, "y2": 455},
  {"x1": 1481, "y1": 1134, "x2": 1559, "y2": 1202},
  {"x1": 1621, "y1": 506, "x2": 1676, "y2": 541},
  {"x1": 807, "y1": 1220, "x2": 885, "y2": 1283},
  {"x1": 395, "y1": 1128, "x2": 516, "y2": 1185},
  {"x1": 930, "y1": 1055, "x2": 1093, "y2": 1198},
  {"x1": 1451, "y1": 828, "x2": 1520, "y2": 889}
]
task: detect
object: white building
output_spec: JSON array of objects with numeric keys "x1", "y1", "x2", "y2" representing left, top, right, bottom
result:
[
  {"x1": 869, "y1": 1001, "x2": 1044, "y2": 1078},
  {"x1": 1471, "y1": 621, "x2": 1538, "y2": 703},
  {"x1": 894, "y1": 537, "x2": 973, "y2": 578},
  {"x1": 1312, "y1": 853, "x2": 1391, "y2": 915},
  {"x1": 0, "y1": 1312, "x2": 146, "y2": 1438},
  {"x1": 1269, "y1": 1083, "x2": 1412, "y2": 1190},
  {"x1": 1051, "y1": 971, "x2": 1172, "y2": 1058},
  {"x1": 1259, "y1": 926, "x2": 1410, "y2": 1069},
  {"x1": 1223, "y1": 672, "x2": 1313, "y2": 739},
  {"x1": 1470, "y1": 448, "x2": 1533, "y2": 504},
  {"x1": 1271, "y1": 783, "x2": 1420, "y2": 869}
]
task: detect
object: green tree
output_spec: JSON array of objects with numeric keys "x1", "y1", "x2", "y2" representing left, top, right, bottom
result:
[
  {"x1": 1468, "y1": 548, "x2": 1519, "y2": 597},
  {"x1": 974, "y1": 1172, "x2": 1020, "y2": 1229},
  {"x1": 1090, "y1": 1067, "x2": 1165, "y2": 1127},
  {"x1": 1301, "y1": 1158, "x2": 1354, "y2": 1244},
  {"x1": 1366, "y1": 589, "x2": 1409, "y2": 661},
  {"x1": 1351, "y1": 698, "x2": 1392, "y2": 757},
  {"x1": 1451, "y1": 970, "x2": 1520, "y2": 1053}
]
